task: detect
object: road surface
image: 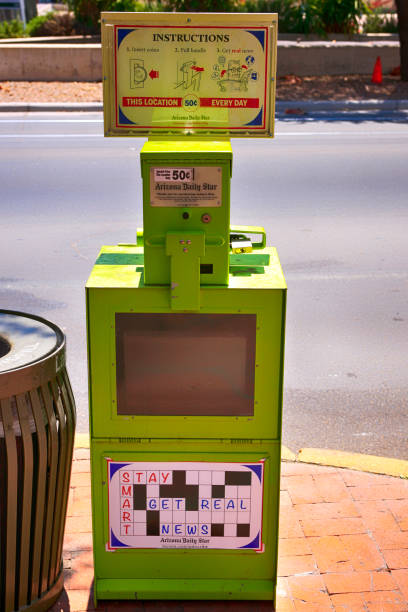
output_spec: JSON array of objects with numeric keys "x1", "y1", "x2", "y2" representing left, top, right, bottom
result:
[{"x1": 0, "y1": 112, "x2": 407, "y2": 459}]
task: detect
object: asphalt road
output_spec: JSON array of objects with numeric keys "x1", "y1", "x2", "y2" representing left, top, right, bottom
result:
[{"x1": 1, "y1": 113, "x2": 407, "y2": 459}]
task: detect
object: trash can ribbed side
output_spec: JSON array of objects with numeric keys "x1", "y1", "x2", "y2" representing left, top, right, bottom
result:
[{"x1": 0, "y1": 311, "x2": 76, "y2": 612}]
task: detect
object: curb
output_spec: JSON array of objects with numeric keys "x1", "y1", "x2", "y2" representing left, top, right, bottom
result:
[
  {"x1": 296, "y1": 447, "x2": 408, "y2": 479},
  {"x1": 0, "y1": 102, "x2": 103, "y2": 112},
  {"x1": 282, "y1": 446, "x2": 408, "y2": 479},
  {"x1": 74, "y1": 435, "x2": 408, "y2": 479},
  {"x1": 276, "y1": 98, "x2": 408, "y2": 113},
  {"x1": 1, "y1": 100, "x2": 408, "y2": 114}
]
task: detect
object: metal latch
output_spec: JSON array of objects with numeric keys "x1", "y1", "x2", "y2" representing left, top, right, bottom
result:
[
  {"x1": 230, "y1": 225, "x2": 267, "y2": 252},
  {"x1": 230, "y1": 234, "x2": 253, "y2": 254}
]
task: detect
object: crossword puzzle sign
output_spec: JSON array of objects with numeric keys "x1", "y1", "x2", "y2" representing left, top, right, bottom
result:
[{"x1": 107, "y1": 460, "x2": 264, "y2": 550}]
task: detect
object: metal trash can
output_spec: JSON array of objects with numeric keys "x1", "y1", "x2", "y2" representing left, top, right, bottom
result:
[{"x1": 0, "y1": 310, "x2": 76, "y2": 612}]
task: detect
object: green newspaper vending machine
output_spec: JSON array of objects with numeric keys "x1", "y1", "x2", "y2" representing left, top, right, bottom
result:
[{"x1": 87, "y1": 11, "x2": 285, "y2": 603}]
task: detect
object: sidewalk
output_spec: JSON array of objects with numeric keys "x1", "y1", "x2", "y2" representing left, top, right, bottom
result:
[{"x1": 55, "y1": 446, "x2": 408, "y2": 612}]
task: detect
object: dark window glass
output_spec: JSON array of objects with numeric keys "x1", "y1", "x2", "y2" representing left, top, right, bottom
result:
[{"x1": 115, "y1": 313, "x2": 256, "y2": 416}]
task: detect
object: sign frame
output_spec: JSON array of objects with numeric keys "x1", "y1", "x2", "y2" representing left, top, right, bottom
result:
[
  {"x1": 101, "y1": 12, "x2": 278, "y2": 138},
  {"x1": 107, "y1": 459, "x2": 265, "y2": 551}
]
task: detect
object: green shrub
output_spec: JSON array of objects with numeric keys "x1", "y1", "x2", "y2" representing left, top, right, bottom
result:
[
  {"x1": 363, "y1": 8, "x2": 398, "y2": 33},
  {"x1": 71, "y1": 0, "x2": 164, "y2": 33},
  {"x1": 241, "y1": 0, "x2": 319, "y2": 33},
  {"x1": 0, "y1": 12, "x2": 80, "y2": 39},
  {"x1": 240, "y1": 0, "x2": 368, "y2": 35},
  {"x1": 109, "y1": 0, "x2": 150, "y2": 9},
  {"x1": 26, "y1": 12, "x2": 53, "y2": 36},
  {"x1": 0, "y1": 18, "x2": 25, "y2": 38},
  {"x1": 26, "y1": 12, "x2": 77, "y2": 36},
  {"x1": 162, "y1": 0, "x2": 236, "y2": 11},
  {"x1": 240, "y1": 0, "x2": 324, "y2": 33},
  {"x1": 318, "y1": 0, "x2": 367, "y2": 34},
  {"x1": 70, "y1": 0, "x2": 107, "y2": 34},
  {"x1": 67, "y1": 0, "x2": 370, "y2": 36}
]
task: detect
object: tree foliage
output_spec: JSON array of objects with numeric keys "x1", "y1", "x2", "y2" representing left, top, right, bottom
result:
[
  {"x1": 30, "y1": 0, "x2": 407, "y2": 79},
  {"x1": 71, "y1": 0, "x2": 162, "y2": 33},
  {"x1": 318, "y1": 0, "x2": 365, "y2": 34}
]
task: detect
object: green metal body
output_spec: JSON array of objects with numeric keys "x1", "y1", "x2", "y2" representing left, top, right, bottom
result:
[
  {"x1": 141, "y1": 141, "x2": 233, "y2": 290},
  {"x1": 86, "y1": 245, "x2": 286, "y2": 602}
]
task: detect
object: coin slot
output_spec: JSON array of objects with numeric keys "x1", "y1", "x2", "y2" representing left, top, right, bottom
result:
[{"x1": 200, "y1": 264, "x2": 213, "y2": 274}]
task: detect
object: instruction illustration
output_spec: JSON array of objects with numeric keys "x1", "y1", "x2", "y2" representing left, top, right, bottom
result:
[
  {"x1": 212, "y1": 56, "x2": 258, "y2": 92},
  {"x1": 175, "y1": 60, "x2": 203, "y2": 91},
  {"x1": 114, "y1": 24, "x2": 273, "y2": 133}
]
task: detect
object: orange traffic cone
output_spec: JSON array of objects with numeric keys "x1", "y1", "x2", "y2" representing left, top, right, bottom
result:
[{"x1": 372, "y1": 56, "x2": 383, "y2": 84}]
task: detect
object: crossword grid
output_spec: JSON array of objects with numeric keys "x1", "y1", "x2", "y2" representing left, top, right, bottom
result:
[{"x1": 119, "y1": 469, "x2": 252, "y2": 538}]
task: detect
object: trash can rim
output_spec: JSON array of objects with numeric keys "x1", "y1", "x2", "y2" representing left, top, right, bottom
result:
[{"x1": 0, "y1": 309, "x2": 65, "y2": 374}]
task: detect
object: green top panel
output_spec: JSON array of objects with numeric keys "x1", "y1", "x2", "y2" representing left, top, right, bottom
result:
[
  {"x1": 141, "y1": 140, "x2": 233, "y2": 155},
  {"x1": 94, "y1": 252, "x2": 270, "y2": 267},
  {"x1": 101, "y1": 12, "x2": 278, "y2": 138},
  {"x1": 86, "y1": 246, "x2": 286, "y2": 290},
  {"x1": 140, "y1": 139, "x2": 233, "y2": 177}
]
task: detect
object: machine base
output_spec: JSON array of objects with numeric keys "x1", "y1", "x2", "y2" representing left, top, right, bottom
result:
[{"x1": 96, "y1": 578, "x2": 276, "y2": 601}]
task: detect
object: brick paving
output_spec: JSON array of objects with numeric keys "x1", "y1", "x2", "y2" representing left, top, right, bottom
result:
[{"x1": 52, "y1": 449, "x2": 408, "y2": 611}]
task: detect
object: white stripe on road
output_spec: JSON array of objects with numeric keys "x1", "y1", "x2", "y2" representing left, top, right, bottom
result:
[
  {"x1": 278, "y1": 131, "x2": 408, "y2": 137},
  {"x1": 0, "y1": 122, "x2": 408, "y2": 138},
  {"x1": 286, "y1": 271, "x2": 408, "y2": 281},
  {"x1": 0, "y1": 119, "x2": 103, "y2": 123},
  {"x1": 0, "y1": 133, "x2": 103, "y2": 137},
  {"x1": 1, "y1": 132, "x2": 408, "y2": 139}
]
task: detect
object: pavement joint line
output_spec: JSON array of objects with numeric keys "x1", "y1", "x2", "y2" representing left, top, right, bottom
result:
[
  {"x1": 74, "y1": 435, "x2": 408, "y2": 478},
  {"x1": 1, "y1": 99, "x2": 408, "y2": 113}
]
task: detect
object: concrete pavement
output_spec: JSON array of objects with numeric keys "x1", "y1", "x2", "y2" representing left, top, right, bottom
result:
[{"x1": 54, "y1": 439, "x2": 408, "y2": 612}]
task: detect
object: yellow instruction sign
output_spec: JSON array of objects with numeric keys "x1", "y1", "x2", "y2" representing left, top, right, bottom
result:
[{"x1": 102, "y1": 13, "x2": 277, "y2": 137}]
